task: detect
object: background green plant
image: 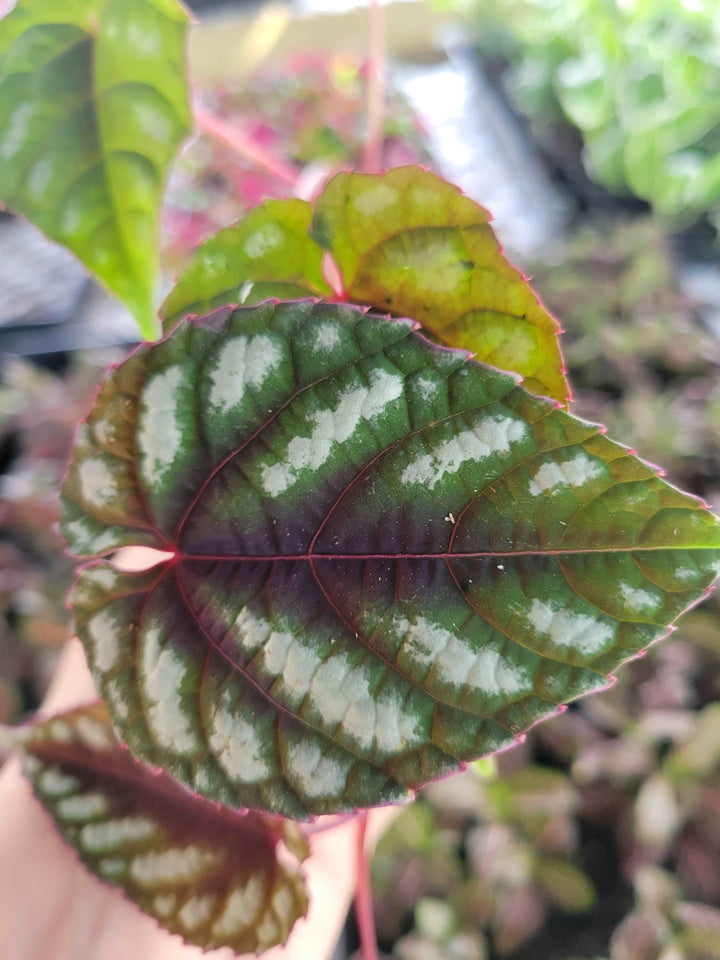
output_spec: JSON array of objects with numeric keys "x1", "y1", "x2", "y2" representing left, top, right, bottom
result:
[{"x1": 452, "y1": 0, "x2": 720, "y2": 232}]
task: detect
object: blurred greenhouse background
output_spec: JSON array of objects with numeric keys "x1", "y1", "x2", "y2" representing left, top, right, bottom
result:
[{"x1": 1, "y1": 1, "x2": 720, "y2": 958}]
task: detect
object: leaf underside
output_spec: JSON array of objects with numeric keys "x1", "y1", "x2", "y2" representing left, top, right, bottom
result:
[
  {"x1": 61, "y1": 300, "x2": 720, "y2": 818},
  {"x1": 21, "y1": 702, "x2": 309, "y2": 953},
  {"x1": 0, "y1": 0, "x2": 191, "y2": 339},
  {"x1": 161, "y1": 168, "x2": 569, "y2": 402}
]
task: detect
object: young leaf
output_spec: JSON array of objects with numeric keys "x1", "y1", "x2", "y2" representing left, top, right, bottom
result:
[
  {"x1": 61, "y1": 300, "x2": 720, "y2": 817},
  {"x1": 0, "y1": 0, "x2": 192, "y2": 340},
  {"x1": 161, "y1": 199, "x2": 332, "y2": 333},
  {"x1": 19, "y1": 701, "x2": 309, "y2": 953},
  {"x1": 160, "y1": 168, "x2": 568, "y2": 401}
]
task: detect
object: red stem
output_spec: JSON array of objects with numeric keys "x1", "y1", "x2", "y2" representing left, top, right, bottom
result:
[
  {"x1": 194, "y1": 104, "x2": 300, "y2": 188},
  {"x1": 362, "y1": 0, "x2": 386, "y2": 174},
  {"x1": 355, "y1": 811, "x2": 380, "y2": 960}
]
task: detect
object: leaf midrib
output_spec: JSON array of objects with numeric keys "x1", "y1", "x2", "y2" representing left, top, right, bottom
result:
[{"x1": 173, "y1": 545, "x2": 720, "y2": 561}]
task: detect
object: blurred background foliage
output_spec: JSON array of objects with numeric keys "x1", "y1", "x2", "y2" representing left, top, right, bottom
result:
[
  {"x1": 162, "y1": 53, "x2": 431, "y2": 272},
  {"x1": 445, "y1": 0, "x2": 720, "y2": 235},
  {"x1": 2, "y1": 2, "x2": 720, "y2": 958}
]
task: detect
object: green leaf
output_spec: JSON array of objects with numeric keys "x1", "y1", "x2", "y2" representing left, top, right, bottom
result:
[
  {"x1": 676, "y1": 903, "x2": 720, "y2": 958},
  {"x1": 19, "y1": 701, "x2": 309, "y2": 953},
  {"x1": 61, "y1": 300, "x2": 720, "y2": 817},
  {"x1": 161, "y1": 168, "x2": 569, "y2": 402},
  {"x1": 536, "y1": 859, "x2": 596, "y2": 912},
  {"x1": 555, "y1": 56, "x2": 615, "y2": 132},
  {"x1": 0, "y1": 0, "x2": 192, "y2": 340},
  {"x1": 161, "y1": 198, "x2": 331, "y2": 333}
]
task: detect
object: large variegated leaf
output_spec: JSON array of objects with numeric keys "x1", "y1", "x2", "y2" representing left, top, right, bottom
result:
[
  {"x1": 161, "y1": 168, "x2": 568, "y2": 401},
  {"x1": 0, "y1": 0, "x2": 191, "y2": 340},
  {"x1": 61, "y1": 300, "x2": 720, "y2": 818},
  {"x1": 18, "y1": 702, "x2": 308, "y2": 953}
]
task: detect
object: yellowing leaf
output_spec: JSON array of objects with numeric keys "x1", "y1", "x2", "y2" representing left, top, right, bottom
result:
[{"x1": 312, "y1": 168, "x2": 568, "y2": 401}]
